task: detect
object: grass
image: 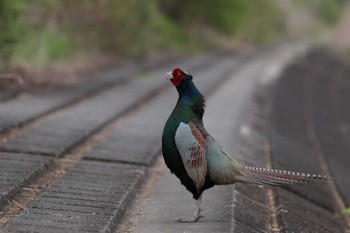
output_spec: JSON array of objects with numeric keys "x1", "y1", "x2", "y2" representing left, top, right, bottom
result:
[
  {"x1": 343, "y1": 208, "x2": 350, "y2": 217},
  {"x1": 0, "y1": 0, "x2": 345, "y2": 70},
  {"x1": 12, "y1": 25, "x2": 72, "y2": 68}
]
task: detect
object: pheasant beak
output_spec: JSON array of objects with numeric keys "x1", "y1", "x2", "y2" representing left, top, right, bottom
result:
[{"x1": 165, "y1": 71, "x2": 173, "y2": 80}]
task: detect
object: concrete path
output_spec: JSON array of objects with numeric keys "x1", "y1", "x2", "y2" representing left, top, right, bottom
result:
[
  {"x1": 0, "y1": 41, "x2": 349, "y2": 232},
  {"x1": 122, "y1": 42, "x2": 342, "y2": 233},
  {"x1": 0, "y1": 51, "x2": 241, "y2": 232}
]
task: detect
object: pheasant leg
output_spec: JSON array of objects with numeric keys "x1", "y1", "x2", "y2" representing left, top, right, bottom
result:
[{"x1": 177, "y1": 195, "x2": 204, "y2": 223}]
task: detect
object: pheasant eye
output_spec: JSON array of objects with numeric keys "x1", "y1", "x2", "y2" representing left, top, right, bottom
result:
[{"x1": 177, "y1": 72, "x2": 181, "y2": 76}]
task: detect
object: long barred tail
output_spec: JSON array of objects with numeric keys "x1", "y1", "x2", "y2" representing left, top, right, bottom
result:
[{"x1": 237, "y1": 166, "x2": 332, "y2": 186}]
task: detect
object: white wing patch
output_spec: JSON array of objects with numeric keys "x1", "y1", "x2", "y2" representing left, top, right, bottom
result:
[{"x1": 175, "y1": 122, "x2": 208, "y2": 191}]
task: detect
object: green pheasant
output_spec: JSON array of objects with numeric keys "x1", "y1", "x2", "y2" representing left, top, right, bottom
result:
[{"x1": 161, "y1": 67, "x2": 331, "y2": 222}]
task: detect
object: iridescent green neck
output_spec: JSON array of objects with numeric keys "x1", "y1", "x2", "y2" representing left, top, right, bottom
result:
[
  {"x1": 177, "y1": 79, "x2": 203, "y2": 103},
  {"x1": 176, "y1": 79, "x2": 205, "y2": 117}
]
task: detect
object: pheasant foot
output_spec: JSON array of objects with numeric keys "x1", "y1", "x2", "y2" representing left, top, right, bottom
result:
[{"x1": 176, "y1": 195, "x2": 203, "y2": 223}]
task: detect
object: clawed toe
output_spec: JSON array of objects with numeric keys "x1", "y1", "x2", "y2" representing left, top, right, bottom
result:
[
  {"x1": 176, "y1": 215, "x2": 204, "y2": 223},
  {"x1": 177, "y1": 196, "x2": 204, "y2": 223}
]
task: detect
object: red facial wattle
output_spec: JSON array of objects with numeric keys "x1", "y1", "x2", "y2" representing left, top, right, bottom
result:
[
  {"x1": 169, "y1": 68, "x2": 186, "y2": 87},
  {"x1": 170, "y1": 76, "x2": 185, "y2": 86}
]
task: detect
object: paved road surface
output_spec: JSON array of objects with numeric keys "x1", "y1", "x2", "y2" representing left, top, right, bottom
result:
[
  {"x1": 128, "y1": 42, "x2": 325, "y2": 233},
  {"x1": 0, "y1": 41, "x2": 349, "y2": 232}
]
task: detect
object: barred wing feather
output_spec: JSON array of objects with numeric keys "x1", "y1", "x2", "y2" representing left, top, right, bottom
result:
[{"x1": 175, "y1": 122, "x2": 208, "y2": 191}]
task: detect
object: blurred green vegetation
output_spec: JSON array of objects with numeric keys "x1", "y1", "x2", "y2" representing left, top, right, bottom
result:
[
  {"x1": 343, "y1": 207, "x2": 350, "y2": 216},
  {"x1": 0, "y1": 0, "x2": 25, "y2": 62},
  {"x1": 0, "y1": 0, "x2": 345, "y2": 69},
  {"x1": 297, "y1": 0, "x2": 343, "y2": 24},
  {"x1": 161, "y1": 0, "x2": 285, "y2": 43}
]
